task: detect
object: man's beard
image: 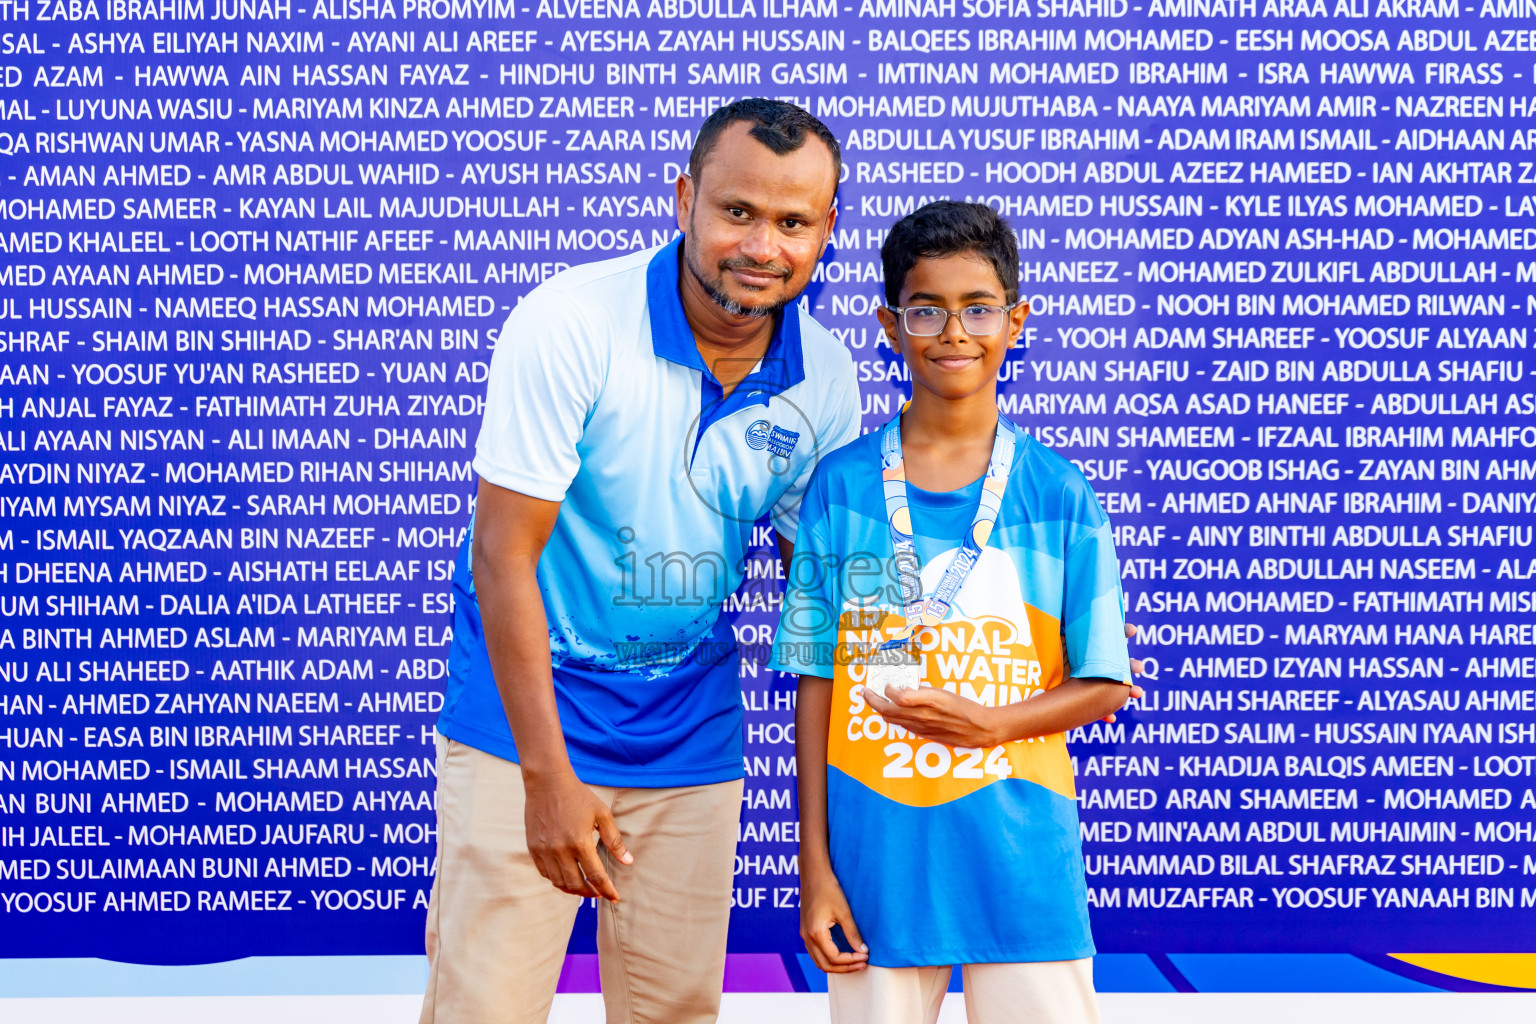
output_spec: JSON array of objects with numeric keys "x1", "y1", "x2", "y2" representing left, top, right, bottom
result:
[{"x1": 684, "y1": 236, "x2": 793, "y2": 320}]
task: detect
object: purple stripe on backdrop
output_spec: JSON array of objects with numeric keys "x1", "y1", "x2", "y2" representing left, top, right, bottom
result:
[
  {"x1": 554, "y1": 954, "x2": 795, "y2": 994},
  {"x1": 723, "y1": 954, "x2": 796, "y2": 992},
  {"x1": 555, "y1": 956, "x2": 601, "y2": 994}
]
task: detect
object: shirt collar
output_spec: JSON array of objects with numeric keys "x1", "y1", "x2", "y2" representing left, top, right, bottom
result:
[{"x1": 645, "y1": 236, "x2": 805, "y2": 397}]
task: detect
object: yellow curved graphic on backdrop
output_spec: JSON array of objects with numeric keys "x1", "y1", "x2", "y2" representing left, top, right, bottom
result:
[{"x1": 1388, "y1": 953, "x2": 1536, "y2": 990}]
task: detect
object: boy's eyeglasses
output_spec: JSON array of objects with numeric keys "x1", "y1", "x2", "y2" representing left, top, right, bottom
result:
[{"x1": 886, "y1": 301, "x2": 1023, "y2": 337}]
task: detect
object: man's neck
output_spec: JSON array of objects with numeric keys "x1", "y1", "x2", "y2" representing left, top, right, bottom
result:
[{"x1": 678, "y1": 253, "x2": 776, "y2": 396}]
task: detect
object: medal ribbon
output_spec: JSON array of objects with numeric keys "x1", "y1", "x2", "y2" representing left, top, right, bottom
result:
[{"x1": 876, "y1": 410, "x2": 1017, "y2": 651}]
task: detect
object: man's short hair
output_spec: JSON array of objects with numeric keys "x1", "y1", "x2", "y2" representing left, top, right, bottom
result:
[
  {"x1": 880, "y1": 201, "x2": 1020, "y2": 306},
  {"x1": 688, "y1": 98, "x2": 842, "y2": 189}
]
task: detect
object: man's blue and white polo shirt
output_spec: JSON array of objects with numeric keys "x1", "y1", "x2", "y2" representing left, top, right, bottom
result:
[{"x1": 437, "y1": 237, "x2": 861, "y2": 787}]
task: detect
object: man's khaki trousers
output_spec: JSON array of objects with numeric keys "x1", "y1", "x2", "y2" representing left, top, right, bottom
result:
[{"x1": 419, "y1": 734, "x2": 744, "y2": 1024}]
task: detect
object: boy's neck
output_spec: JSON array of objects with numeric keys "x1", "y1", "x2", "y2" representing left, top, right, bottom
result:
[
  {"x1": 901, "y1": 386, "x2": 1000, "y2": 447},
  {"x1": 896, "y1": 386, "x2": 1002, "y2": 493}
]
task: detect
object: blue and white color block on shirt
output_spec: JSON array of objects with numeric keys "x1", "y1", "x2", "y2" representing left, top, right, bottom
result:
[{"x1": 438, "y1": 238, "x2": 861, "y2": 787}]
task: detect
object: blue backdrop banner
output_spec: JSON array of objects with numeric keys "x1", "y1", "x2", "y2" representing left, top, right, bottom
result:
[{"x1": 0, "y1": 0, "x2": 1534, "y2": 993}]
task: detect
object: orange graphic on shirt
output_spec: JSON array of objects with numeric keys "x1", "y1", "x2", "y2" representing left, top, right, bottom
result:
[{"x1": 827, "y1": 606, "x2": 1075, "y2": 809}]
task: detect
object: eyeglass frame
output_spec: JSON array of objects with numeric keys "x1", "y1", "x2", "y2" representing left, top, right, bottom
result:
[{"x1": 883, "y1": 299, "x2": 1028, "y2": 337}]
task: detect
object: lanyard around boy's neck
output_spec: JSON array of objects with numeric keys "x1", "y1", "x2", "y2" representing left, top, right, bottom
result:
[{"x1": 876, "y1": 408, "x2": 1017, "y2": 651}]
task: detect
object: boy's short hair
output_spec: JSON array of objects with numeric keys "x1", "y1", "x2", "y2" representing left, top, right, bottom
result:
[
  {"x1": 881, "y1": 201, "x2": 1020, "y2": 306},
  {"x1": 688, "y1": 98, "x2": 842, "y2": 188}
]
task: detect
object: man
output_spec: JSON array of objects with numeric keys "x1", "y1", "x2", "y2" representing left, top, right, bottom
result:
[{"x1": 420, "y1": 99, "x2": 859, "y2": 1024}]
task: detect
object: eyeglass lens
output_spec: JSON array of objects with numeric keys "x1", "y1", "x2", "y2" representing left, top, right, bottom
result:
[{"x1": 902, "y1": 305, "x2": 1006, "y2": 337}]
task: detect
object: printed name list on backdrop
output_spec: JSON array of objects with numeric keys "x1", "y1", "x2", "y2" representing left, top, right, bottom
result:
[{"x1": 0, "y1": 0, "x2": 1534, "y2": 967}]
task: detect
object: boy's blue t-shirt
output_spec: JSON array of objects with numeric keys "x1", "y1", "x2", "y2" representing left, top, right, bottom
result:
[{"x1": 770, "y1": 421, "x2": 1131, "y2": 968}]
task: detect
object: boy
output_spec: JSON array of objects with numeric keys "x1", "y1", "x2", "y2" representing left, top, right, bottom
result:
[{"x1": 770, "y1": 201, "x2": 1132, "y2": 1024}]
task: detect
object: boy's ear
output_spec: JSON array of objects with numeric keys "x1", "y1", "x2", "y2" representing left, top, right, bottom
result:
[
  {"x1": 876, "y1": 305, "x2": 902, "y2": 354},
  {"x1": 1008, "y1": 300, "x2": 1030, "y2": 347}
]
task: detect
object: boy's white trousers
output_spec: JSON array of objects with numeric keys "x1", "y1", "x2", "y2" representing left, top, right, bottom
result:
[{"x1": 829, "y1": 958, "x2": 1101, "y2": 1024}]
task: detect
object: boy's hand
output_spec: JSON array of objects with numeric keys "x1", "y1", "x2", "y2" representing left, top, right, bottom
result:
[
  {"x1": 800, "y1": 863, "x2": 869, "y2": 974},
  {"x1": 863, "y1": 685, "x2": 998, "y2": 748},
  {"x1": 1102, "y1": 622, "x2": 1145, "y2": 724}
]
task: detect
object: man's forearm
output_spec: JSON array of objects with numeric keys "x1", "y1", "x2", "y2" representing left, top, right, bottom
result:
[{"x1": 474, "y1": 544, "x2": 572, "y2": 777}]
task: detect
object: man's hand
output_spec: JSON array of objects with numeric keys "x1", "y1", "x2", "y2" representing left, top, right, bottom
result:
[
  {"x1": 523, "y1": 769, "x2": 632, "y2": 902},
  {"x1": 472, "y1": 481, "x2": 632, "y2": 900},
  {"x1": 1102, "y1": 621, "x2": 1144, "y2": 724},
  {"x1": 863, "y1": 685, "x2": 998, "y2": 749},
  {"x1": 471, "y1": 480, "x2": 614, "y2": 894},
  {"x1": 800, "y1": 863, "x2": 869, "y2": 974}
]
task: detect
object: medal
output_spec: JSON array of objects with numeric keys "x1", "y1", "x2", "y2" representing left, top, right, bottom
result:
[
  {"x1": 861, "y1": 409, "x2": 1017, "y2": 698},
  {"x1": 862, "y1": 643, "x2": 922, "y2": 701}
]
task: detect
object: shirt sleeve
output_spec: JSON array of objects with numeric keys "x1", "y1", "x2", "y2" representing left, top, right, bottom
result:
[
  {"x1": 472, "y1": 288, "x2": 603, "y2": 502},
  {"x1": 1062, "y1": 513, "x2": 1132, "y2": 685},
  {"x1": 770, "y1": 352, "x2": 860, "y2": 543},
  {"x1": 769, "y1": 470, "x2": 841, "y2": 679}
]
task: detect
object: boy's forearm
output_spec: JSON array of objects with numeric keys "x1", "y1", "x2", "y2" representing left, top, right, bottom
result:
[
  {"x1": 987, "y1": 678, "x2": 1128, "y2": 745},
  {"x1": 796, "y1": 675, "x2": 834, "y2": 871}
]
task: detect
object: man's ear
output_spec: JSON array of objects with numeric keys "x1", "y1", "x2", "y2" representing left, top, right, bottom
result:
[
  {"x1": 674, "y1": 171, "x2": 695, "y2": 234},
  {"x1": 816, "y1": 201, "x2": 839, "y2": 261}
]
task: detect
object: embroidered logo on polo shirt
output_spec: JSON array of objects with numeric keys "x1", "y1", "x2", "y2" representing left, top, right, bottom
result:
[
  {"x1": 767, "y1": 426, "x2": 800, "y2": 458},
  {"x1": 745, "y1": 420, "x2": 772, "y2": 450}
]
